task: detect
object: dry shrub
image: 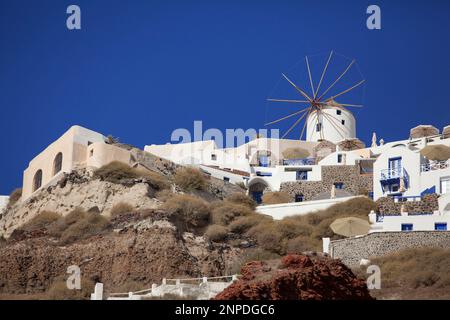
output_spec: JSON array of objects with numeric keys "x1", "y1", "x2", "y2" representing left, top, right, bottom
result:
[
  {"x1": 59, "y1": 213, "x2": 110, "y2": 245},
  {"x1": 226, "y1": 193, "x2": 256, "y2": 210},
  {"x1": 155, "y1": 189, "x2": 173, "y2": 201},
  {"x1": 286, "y1": 235, "x2": 319, "y2": 254},
  {"x1": 276, "y1": 218, "x2": 313, "y2": 239},
  {"x1": 110, "y1": 202, "x2": 134, "y2": 218},
  {"x1": 211, "y1": 203, "x2": 253, "y2": 226},
  {"x1": 93, "y1": 161, "x2": 169, "y2": 190},
  {"x1": 370, "y1": 247, "x2": 450, "y2": 289},
  {"x1": 45, "y1": 276, "x2": 95, "y2": 300},
  {"x1": 247, "y1": 222, "x2": 284, "y2": 254},
  {"x1": 229, "y1": 215, "x2": 265, "y2": 234},
  {"x1": 8, "y1": 188, "x2": 22, "y2": 206},
  {"x1": 173, "y1": 167, "x2": 207, "y2": 191},
  {"x1": 282, "y1": 147, "x2": 310, "y2": 159},
  {"x1": 19, "y1": 211, "x2": 60, "y2": 232},
  {"x1": 262, "y1": 192, "x2": 290, "y2": 205},
  {"x1": 46, "y1": 208, "x2": 110, "y2": 244},
  {"x1": 228, "y1": 248, "x2": 281, "y2": 274},
  {"x1": 162, "y1": 194, "x2": 210, "y2": 232},
  {"x1": 205, "y1": 224, "x2": 229, "y2": 242}
]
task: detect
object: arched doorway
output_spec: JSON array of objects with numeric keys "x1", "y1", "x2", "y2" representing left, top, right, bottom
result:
[{"x1": 248, "y1": 178, "x2": 269, "y2": 204}]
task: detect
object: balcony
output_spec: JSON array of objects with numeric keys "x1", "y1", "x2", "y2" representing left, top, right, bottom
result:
[
  {"x1": 282, "y1": 158, "x2": 316, "y2": 166},
  {"x1": 379, "y1": 167, "x2": 410, "y2": 190},
  {"x1": 420, "y1": 160, "x2": 450, "y2": 172}
]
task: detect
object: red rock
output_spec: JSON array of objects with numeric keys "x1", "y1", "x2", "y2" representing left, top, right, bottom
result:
[{"x1": 214, "y1": 254, "x2": 373, "y2": 300}]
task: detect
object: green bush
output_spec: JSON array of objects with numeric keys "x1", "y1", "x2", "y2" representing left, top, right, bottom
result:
[
  {"x1": 19, "y1": 211, "x2": 60, "y2": 232},
  {"x1": 205, "y1": 224, "x2": 229, "y2": 242},
  {"x1": 174, "y1": 167, "x2": 207, "y2": 191},
  {"x1": 225, "y1": 193, "x2": 256, "y2": 209},
  {"x1": 262, "y1": 192, "x2": 290, "y2": 205},
  {"x1": 110, "y1": 202, "x2": 134, "y2": 218},
  {"x1": 162, "y1": 194, "x2": 210, "y2": 232},
  {"x1": 211, "y1": 203, "x2": 253, "y2": 226}
]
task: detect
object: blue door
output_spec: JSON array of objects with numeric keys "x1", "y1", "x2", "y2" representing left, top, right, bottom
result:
[{"x1": 252, "y1": 191, "x2": 263, "y2": 204}]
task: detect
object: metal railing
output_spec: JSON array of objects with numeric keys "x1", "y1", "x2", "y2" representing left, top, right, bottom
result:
[
  {"x1": 420, "y1": 160, "x2": 450, "y2": 172},
  {"x1": 380, "y1": 167, "x2": 403, "y2": 180},
  {"x1": 282, "y1": 158, "x2": 316, "y2": 166}
]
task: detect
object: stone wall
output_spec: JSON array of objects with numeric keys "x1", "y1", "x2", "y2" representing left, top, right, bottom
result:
[
  {"x1": 376, "y1": 194, "x2": 439, "y2": 215},
  {"x1": 329, "y1": 231, "x2": 450, "y2": 266},
  {"x1": 280, "y1": 165, "x2": 373, "y2": 201}
]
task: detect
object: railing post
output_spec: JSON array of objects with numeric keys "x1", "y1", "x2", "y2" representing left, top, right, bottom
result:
[
  {"x1": 92, "y1": 282, "x2": 103, "y2": 300},
  {"x1": 162, "y1": 278, "x2": 167, "y2": 285},
  {"x1": 202, "y1": 277, "x2": 208, "y2": 284}
]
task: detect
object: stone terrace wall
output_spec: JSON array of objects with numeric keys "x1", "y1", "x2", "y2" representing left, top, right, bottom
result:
[
  {"x1": 376, "y1": 194, "x2": 439, "y2": 215},
  {"x1": 329, "y1": 231, "x2": 450, "y2": 266},
  {"x1": 280, "y1": 165, "x2": 373, "y2": 201}
]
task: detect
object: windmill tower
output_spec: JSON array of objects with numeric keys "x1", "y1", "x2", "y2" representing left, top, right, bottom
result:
[
  {"x1": 306, "y1": 100, "x2": 356, "y2": 143},
  {"x1": 266, "y1": 51, "x2": 364, "y2": 144}
]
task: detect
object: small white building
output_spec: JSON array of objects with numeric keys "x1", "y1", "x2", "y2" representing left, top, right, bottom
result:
[{"x1": 368, "y1": 210, "x2": 450, "y2": 232}]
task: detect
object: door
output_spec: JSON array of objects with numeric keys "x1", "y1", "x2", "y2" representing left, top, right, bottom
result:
[
  {"x1": 389, "y1": 157, "x2": 402, "y2": 177},
  {"x1": 440, "y1": 177, "x2": 450, "y2": 194}
]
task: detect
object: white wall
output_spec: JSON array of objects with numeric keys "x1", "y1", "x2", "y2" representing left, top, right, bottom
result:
[
  {"x1": 306, "y1": 106, "x2": 356, "y2": 143},
  {"x1": 0, "y1": 196, "x2": 9, "y2": 213},
  {"x1": 370, "y1": 213, "x2": 450, "y2": 232},
  {"x1": 256, "y1": 196, "x2": 359, "y2": 220},
  {"x1": 199, "y1": 165, "x2": 248, "y2": 185}
]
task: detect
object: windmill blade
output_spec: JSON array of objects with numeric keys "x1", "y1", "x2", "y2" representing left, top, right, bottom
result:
[
  {"x1": 314, "y1": 50, "x2": 333, "y2": 99},
  {"x1": 325, "y1": 79, "x2": 365, "y2": 101},
  {"x1": 317, "y1": 59, "x2": 355, "y2": 101},
  {"x1": 305, "y1": 56, "x2": 315, "y2": 96},
  {"x1": 281, "y1": 110, "x2": 309, "y2": 139},
  {"x1": 281, "y1": 73, "x2": 312, "y2": 102},
  {"x1": 317, "y1": 101, "x2": 364, "y2": 108},
  {"x1": 267, "y1": 98, "x2": 311, "y2": 104},
  {"x1": 264, "y1": 108, "x2": 309, "y2": 126}
]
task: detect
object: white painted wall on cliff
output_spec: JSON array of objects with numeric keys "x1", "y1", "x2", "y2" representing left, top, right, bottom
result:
[{"x1": 256, "y1": 196, "x2": 359, "y2": 220}]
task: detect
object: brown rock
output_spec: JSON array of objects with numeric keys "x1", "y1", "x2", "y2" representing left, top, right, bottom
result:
[{"x1": 214, "y1": 254, "x2": 373, "y2": 300}]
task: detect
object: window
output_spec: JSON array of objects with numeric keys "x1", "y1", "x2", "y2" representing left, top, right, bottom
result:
[
  {"x1": 440, "y1": 177, "x2": 450, "y2": 194},
  {"x1": 316, "y1": 123, "x2": 322, "y2": 132},
  {"x1": 341, "y1": 120, "x2": 345, "y2": 125},
  {"x1": 87, "y1": 141, "x2": 92, "y2": 146},
  {"x1": 295, "y1": 194, "x2": 304, "y2": 202},
  {"x1": 337, "y1": 154, "x2": 343, "y2": 163},
  {"x1": 33, "y1": 169, "x2": 43, "y2": 192},
  {"x1": 435, "y1": 223, "x2": 447, "y2": 231},
  {"x1": 90, "y1": 149, "x2": 94, "y2": 157},
  {"x1": 389, "y1": 157, "x2": 402, "y2": 174},
  {"x1": 334, "y1": 182, "x2": 344, "y2": 190},
  {"x1": 211, "y1": 154, "x2": 217, "y2": 161},
  {"x1": 390, "y1": 184, "x2": 400, "y2": 193},
  {"x1": 401, "y1": 223, "x2": 413, "y2": 231},
  {"x1": 296, "y1": 170, "x2": 308, "y2": 181},
  {"x1": 223, "y1": 177, "x2": 230, "y2": 183},
  {"x1": 53, "y1": 152, "x2": 63, "y2": 176},
  {"x1": 258, "y1": 155, "x2": 269, "y2": 167},
  {"x1": 336, "y1": 109, "x2": 342, "y2": 115}
]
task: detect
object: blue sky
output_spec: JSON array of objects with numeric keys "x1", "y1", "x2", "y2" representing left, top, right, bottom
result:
[{"x1": 1, "y1": 0, "x2": 450, "y2": 194}]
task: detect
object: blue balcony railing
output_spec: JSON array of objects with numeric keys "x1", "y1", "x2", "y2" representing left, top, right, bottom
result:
[{"x1": 283, "y1": 158, "x2": 316, "y2": 166}]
